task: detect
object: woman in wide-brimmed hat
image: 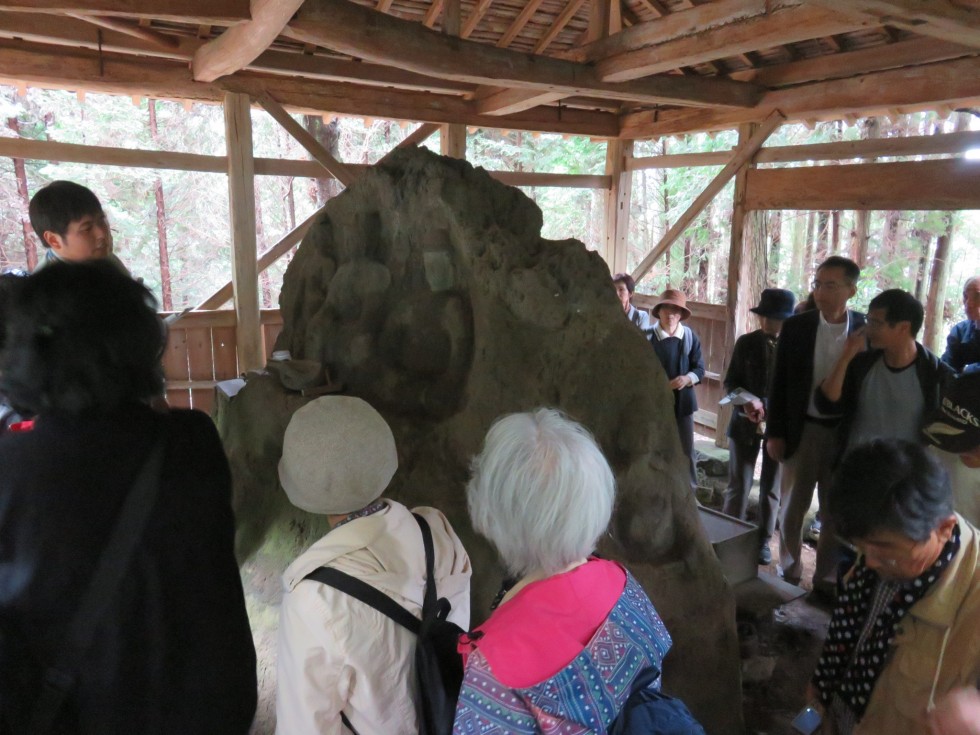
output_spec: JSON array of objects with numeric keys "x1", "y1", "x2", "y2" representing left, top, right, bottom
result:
[{"x1": 649, "y1": 288, "x2": 704, "y2": 491}]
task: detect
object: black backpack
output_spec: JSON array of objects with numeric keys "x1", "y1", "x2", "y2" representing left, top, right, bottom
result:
[
  {"x1": 304, "y1": 513, "x2": 464, "y2": 735},
  {"x1": 608, "y1": 666, "x2": 706, "y2": 735}
]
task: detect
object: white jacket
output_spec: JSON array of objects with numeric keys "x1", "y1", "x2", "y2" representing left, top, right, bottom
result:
[{"x1": 276, "y1": 500, "x2": 471, "y2": 735}]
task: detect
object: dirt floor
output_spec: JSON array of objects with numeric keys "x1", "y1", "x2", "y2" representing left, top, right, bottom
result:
[
  {"x1": 698, "y1": 446, "x2": 833, "y2": 735},
  {"x1": 739, "y1": 541, "x2": 831, "y2": 734}
]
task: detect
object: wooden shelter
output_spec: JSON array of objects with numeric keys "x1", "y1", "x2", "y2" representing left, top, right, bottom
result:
[{"x1": 1, "y1": 1, "x2": 979, "y2": 419}]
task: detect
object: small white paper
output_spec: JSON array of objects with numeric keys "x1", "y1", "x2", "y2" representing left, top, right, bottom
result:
[{"x1": 719, "y1": 387, "x2": 761, "y2": 407}]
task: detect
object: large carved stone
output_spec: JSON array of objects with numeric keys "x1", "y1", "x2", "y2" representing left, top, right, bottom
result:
[{"x1": 218, "y1": 145, "x2": 741, "y2": 733}]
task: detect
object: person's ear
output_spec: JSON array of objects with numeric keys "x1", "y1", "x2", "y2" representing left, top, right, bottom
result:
[
  {"x1": 42, "y1": 230, "x2": 64, "y2": 251},
  {"x1": 937, "y1": 515, "x2": 958, "y2": 543}
]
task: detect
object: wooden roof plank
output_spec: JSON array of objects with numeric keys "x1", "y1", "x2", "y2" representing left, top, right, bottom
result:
[
  {"x1": 596, "y1": 5, "x2": 878, "y2": 82},
  {"x1": 475, "y1": 85, "x2": 565, "y2": 114},
  {"x1": 192, "y1": 0, "x2": 304, "y2": 82},
  {"x1": 286, "y1": 0, "x2": 763, "y2": 108}
]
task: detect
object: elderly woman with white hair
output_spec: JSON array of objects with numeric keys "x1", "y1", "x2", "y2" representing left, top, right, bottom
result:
[{"x1": 453, "y1": 408, "x2": 674, "y2": 734}]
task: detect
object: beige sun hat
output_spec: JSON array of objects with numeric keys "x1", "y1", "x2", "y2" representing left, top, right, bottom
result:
[{"x1": 278, "y1": 395, "x2": 398, "y2": 515}]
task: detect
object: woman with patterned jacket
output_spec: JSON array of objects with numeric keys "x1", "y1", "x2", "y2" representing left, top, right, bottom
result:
[{"x1": 453, "y1": 409, "x2": 673, "y2": 734}]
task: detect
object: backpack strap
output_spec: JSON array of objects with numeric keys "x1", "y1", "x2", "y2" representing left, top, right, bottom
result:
[
  {"x1": 28, "y1": 428, "x2": 168, "y2": 735},
  {"x1": 412, "y1": 512, "x2": 437, "y2": 613},
  {"x1": 304, "y1": 567, "x2": 421, "y2": 635}
]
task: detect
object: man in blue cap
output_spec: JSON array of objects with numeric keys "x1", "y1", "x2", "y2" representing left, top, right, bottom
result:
[{"x1": 722, "y1": 288, "x2": 796, "y2": 565}]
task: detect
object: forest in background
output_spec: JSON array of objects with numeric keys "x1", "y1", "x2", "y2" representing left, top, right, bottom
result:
[{"x1": 0, "y1": 84, "x2": 978, "y2": 352}]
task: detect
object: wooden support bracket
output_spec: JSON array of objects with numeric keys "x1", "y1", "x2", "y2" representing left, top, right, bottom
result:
[{"x1": 630, "y1": 110, "x2": 784, "y2": 284}]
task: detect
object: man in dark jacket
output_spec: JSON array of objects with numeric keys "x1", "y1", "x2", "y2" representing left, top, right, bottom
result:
[
  {"x1": 722, "y1": 288, "x2": 796, "y2": 565},
  {"x1": 942, "y1": 275, "x2": 980, "y2": 375},
  {"x1": 817, "y1": 289, "x2": 951, "y2": 462},
  {"x1": 766, "y1": 256, "x2": 866, "y2": 589}
]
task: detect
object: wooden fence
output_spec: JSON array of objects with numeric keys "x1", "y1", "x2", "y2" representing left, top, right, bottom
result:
[
  {"x1": 161, "y1": 309, "x2": 284, "y2": 415},
  {"x1": 163, "y1": 302, "x2": 731, "y2": 437}
]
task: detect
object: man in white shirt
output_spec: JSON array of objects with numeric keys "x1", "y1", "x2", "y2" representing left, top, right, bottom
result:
[{"x1": 766, "y1": 256, "x2": 866, "y2": 591}]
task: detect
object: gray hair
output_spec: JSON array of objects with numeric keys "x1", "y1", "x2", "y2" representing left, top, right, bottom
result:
[{"x1": 466, "y1": 408, "x2": 615, "y2": 577}]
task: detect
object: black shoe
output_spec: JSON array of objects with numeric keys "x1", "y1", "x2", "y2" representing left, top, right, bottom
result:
[{"x1": 757, "y1": 544, "x2": 772, "y2": 565}]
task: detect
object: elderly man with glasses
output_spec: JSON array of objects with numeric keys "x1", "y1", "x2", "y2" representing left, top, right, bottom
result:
[
  {"x1": 766, "y1": 256, "x2": 866, "y2": 593},
  {"x1": 807, "y1": 439, "x2": 980, "y2": 735}
]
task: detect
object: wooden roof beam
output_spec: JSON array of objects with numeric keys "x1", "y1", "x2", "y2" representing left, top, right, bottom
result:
[
  {"x1": 563, "y1": 0, "x2": 771, "y2": 63},
  {"x1": 0, "y1": 41, "x2": 618, "y2": 135},
  {"x1": 0, "y1": 1, "x2": 249, "y2": 24},
  {"x1": 66, "y1": 13, "x2": 179, "y2": 50},
  {"x1": 460, "y1": 0, "x2": 493, "y2": 39},
  {"x1": 0, "y1": 14, "x2": 476, "y2": 96},
  {"x1": 729, "y1": 37, "x2": 977, "y2": 88},
  {"x1": 285, "y1": 0, "x2": 763, "y2": 109},
  {"x1": 474, "y1": 86, "x2": 565, "y2": 115},
  {"x1": 192, "y1": 0, "x2": 304, "y2": 82},
  {"x1": 594, "y1": 5, "x2": 877, "y2": 82},
  {"x1": 620, "y1": 56, "x2": 980, "y2": 138},
  {"x1": 807, "y1": 0, "x2": 980, "y2": 50}
]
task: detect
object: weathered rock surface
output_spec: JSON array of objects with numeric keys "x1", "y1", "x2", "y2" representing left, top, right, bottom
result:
[{"x1": 218, "y1": 146, "x2": 741, "y2": 733}]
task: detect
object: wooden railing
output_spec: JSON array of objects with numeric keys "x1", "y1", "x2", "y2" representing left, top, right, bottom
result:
[{"x1": 160, "y1": 309, "x2": 283, "y2": 415}]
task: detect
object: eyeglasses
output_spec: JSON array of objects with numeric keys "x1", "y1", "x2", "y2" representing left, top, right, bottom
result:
[
  {"x1": 811, "y1": 279, "x2": 843, "y2": 292},
  {"x1": 837, "y1": 536, "x2": 917, "y2": 567}
]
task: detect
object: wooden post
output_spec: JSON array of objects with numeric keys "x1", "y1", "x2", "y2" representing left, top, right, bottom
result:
[
  {"x1": 440, "y1": 0, "x2": 467, "y2": 160},
  {"x1": 223, "y1": 92, "x2": 263, "y2": 371},
  {"x1": 727, "y1": 122, "x2": 769, "y2": 346},
  {"x1": 604, "y1": 138, "x2": 633, "y2": 275},
  {"x1": 924, "y1": 232, "x2": 952, "y2": 353}
]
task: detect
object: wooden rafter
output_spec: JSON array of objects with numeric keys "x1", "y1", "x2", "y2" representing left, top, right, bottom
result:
[
  {"x1": 533, "y1": 0, "x2": 587, "y2": 54},
  {"x1": 286, "y1": 0, "x2": 762, "y2": 109},
  {"x1": 630, "y1": 111, "x2": 783, "y2": 284},
  {"x1": 461, "y1": 0, "x2": 494, "y2": 39},
  {"x1": 192, "y1": 0, "x2": 304, "y2": 82},
  {"x1": 620, "y1": 55, "x2": 980, "y2": 137},
  {"x1": 495, "y1": 0, "x2": 547, "y2": 48},
  {"x1": 0, "y1": 1, "x2": 249, "y2": 24},
  {"x1": 423, "y1": 0, "x2": 444, "y2": 28},
  {"x1": 595, "y1": 5, "x2": 875, "y2": 82},
  {"x1": 809, "y1": 0, "x2": 980, "y2": 49}
]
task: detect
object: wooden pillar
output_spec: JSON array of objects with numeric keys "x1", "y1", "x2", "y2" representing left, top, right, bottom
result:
[
  {"x1": 440, "y1": 0, "x2": 467, "y2": 160},
  {"x1": 223, "y1": 92, "x2": 263, "y2": 372},
  {"x1": 727, "y1": 122, "x2": 768, "y2": 346},
  {"x1": 604, "y1": 139, "x2": 633, "y2": 276}
]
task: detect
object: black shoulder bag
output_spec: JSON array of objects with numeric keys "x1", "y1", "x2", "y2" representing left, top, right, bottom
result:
[{"x1": 25, "y1": 432, "x2": 167, "y2": 735}]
